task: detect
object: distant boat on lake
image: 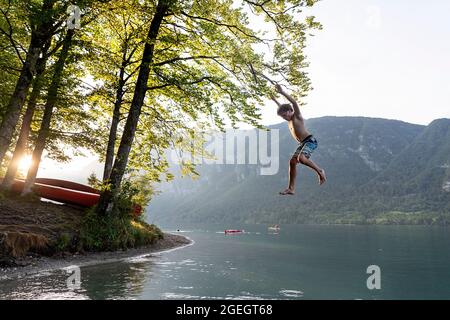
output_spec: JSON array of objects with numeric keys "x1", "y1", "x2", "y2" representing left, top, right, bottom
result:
[
  {"x1": 268, "y1": 224, "x2": 280, "y2": 231},
  {"x1": 225, "y1": 229, "x2": 244, "y2": 234}
]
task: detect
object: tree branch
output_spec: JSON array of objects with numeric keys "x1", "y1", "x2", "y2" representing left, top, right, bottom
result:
[
  {"x1": 154, "y1": 55, "x2": 220, "y2": 67},
  {"x1": 243, "y1": 0, "x2": 284, "y2": 35},
  {"x1": 179, "y1": 11, "x2": 263, "y2": 42},
  {"x1": 0, "y1": 4, "x2": 26, "y2": 64}
]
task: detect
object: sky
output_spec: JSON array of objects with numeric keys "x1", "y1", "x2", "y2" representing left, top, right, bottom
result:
[{"x1": 259, "y1": 0, "x2": 450, "y2": 126}]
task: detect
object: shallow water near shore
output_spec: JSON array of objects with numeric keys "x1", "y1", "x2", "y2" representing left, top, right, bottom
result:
[{"x1": 1, "y1": 224, "x2": 450, "y2": 299}]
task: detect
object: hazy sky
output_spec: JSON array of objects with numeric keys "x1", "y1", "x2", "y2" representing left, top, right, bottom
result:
[{"x1": 260, "y1": 0, "x2": 450, "y2": 126}]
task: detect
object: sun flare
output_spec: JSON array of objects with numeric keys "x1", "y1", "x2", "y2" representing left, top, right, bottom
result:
[{"x1": 18, "y1": 155, "x2": 33, "y2": 174}]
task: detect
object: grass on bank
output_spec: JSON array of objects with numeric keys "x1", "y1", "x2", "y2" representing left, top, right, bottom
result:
[
  {"x1": 79, "y1": 208, "x2": 163, "y2": 252},
  {"x1": 79, "y1": 178, "x2": 163, "y2": 251}
]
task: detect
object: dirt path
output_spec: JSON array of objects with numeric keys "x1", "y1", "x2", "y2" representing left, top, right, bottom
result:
[{"x1": 0, "y1": 196, "x2": 87, "y2": 263}]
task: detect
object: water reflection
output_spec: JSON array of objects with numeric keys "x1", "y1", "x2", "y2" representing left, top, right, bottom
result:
[
  {"x1": 0, "y1": 256, "x2": 157, "y2": 300},
  {"x1": 79, "y1": 259, "x2": 153, "y2": 300}
]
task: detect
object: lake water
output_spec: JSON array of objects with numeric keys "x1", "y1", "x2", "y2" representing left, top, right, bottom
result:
[{"x1": 1, "y1": 224, "x2": 450, "y2": 300}]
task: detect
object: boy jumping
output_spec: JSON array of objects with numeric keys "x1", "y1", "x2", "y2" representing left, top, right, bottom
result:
[{"x1": 271, "y1": 84, "x2": 326, "y2": 195}]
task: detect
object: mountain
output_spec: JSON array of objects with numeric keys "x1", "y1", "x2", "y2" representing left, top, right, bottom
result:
[{"x1": 147, "y1": 117, "x2": 450, "y2": 225}]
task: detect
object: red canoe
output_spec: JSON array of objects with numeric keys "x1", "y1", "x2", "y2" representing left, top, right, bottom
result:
[
  {"x1": 35, "y1": 178, "x2": 101, "y2": 194},
  {"x1": 6, "y1": 178, "x2": 100, "y2": 207},
  {"x1": 225, "y1": 229, "x2": 244, "y2": 234},
  {"x1": 2, "y1": 178, "x2": 142, "y2": 216}
]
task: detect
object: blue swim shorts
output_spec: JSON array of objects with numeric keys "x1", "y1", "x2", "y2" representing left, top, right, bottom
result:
[{"x1": 293, "y1": 135, "x2": 318, "y2": 159}]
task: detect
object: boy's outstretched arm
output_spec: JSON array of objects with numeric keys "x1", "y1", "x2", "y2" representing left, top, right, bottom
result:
[
  {"x1": 270, "y1": 93, "x2": 281, "y2": 107},
  {"x1": 275, "y1": 84, "x2": 301, "y2": 117}
]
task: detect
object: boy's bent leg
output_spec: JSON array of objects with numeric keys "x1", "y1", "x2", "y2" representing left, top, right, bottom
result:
[
  {"x1": 280, "y1": 157, "x2": 297, "y2": 195},
  {"x1": 297, "y1": 154, "x2": 326, "y2": 185}
]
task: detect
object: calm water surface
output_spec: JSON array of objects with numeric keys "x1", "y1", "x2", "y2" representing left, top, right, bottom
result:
[{"x1": 1, "y1": 224, "x2": 450, "y2": 299}]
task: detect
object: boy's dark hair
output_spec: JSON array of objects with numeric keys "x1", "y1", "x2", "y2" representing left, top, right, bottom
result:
[{"x1": 277, "y1": 103, "x2": 293, "y2": 115}]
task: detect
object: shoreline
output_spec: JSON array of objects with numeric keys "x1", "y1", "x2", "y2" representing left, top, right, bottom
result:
[{"x1": 0, "y1": 232, "x2": 193, "y2": 281}]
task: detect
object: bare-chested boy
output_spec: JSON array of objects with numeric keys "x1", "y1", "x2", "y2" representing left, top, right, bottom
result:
[{"x1": 271, "y1": 84, "x2": 326, "y2": 195}]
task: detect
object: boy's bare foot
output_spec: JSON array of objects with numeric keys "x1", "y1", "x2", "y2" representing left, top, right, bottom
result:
[
  {"x1": 279, "y1": 188, "x2": 295, "y2": 195},
  {"x1": 318, "y1": 169, "x2": 326, "y2": 185}
]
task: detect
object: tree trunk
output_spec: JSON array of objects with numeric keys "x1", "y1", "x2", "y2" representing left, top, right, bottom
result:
[
  {"x1": 1, "y1": 52, "x2": 49, "y2": 190},
  {"x1": 22, "y1": 29, "x2": 75, "y2": 195},
  {"x1": 96, "y1": 0, "x2": 169, "y2": 215},
  {"x1": 103, "y1": 58, "x2": 127, "y2": 182},
  {"x1": 0, "y1": 41, "x2": 41, "y2": 166},
  {"x1": 0, "y1": 0, "x2": 55, "y2": 166}
]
